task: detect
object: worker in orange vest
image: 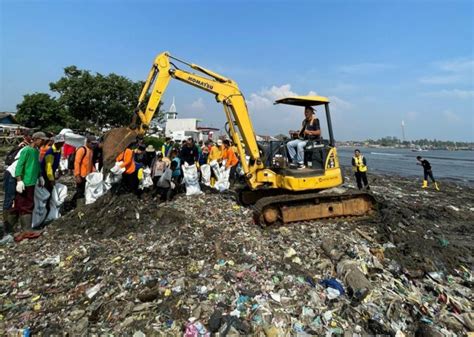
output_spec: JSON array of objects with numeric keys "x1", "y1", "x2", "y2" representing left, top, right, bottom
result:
[{"x1": 221, "y1": 139, "x2": 239, "y2": 185}]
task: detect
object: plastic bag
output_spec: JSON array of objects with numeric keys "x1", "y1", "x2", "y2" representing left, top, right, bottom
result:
[
  {"x1": 200, "y1": 164, "x2": 211, "y2": 186},
  {"x1": 59, "y1": 158, "x2": 69, "y2": 171},
  {"x1": 45, "y1": 183, "x2": 68, "y2": 222},
  {"x1": 210, "y1": 161, "x2": 230, "y2": 192},
  {"x1": 139, "y1": 167, "x2": 154, "y2": 190},
  {"x1": 182, "y1": 163, "x2": 202, "y2": 196},
  {"x1": 85, "y1": 172, "x2": 107, "y2": 205},
  {"x1": 32, "y1": 185, "x2": 51, "y2": 228},
  {"x1": 105, "y1": 172, "x2": 122, "y2": 185}
]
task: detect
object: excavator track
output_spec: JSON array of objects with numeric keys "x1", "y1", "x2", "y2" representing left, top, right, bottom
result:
[{"x1": 253, "y1": 190, "x2": 376, "y2": 226}]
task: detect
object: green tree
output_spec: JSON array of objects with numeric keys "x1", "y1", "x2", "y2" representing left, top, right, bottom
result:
[
  {"x1": 49, "y1": 66, "x2": 150, "y2": 128},
  {"x1": 15, "y1": 65, "x2": 164, "y2": 133},
  {"x1": 16, "y1": 93, "x2": 70, "y2": 133},
  {"x1": 274, "y1": 133, "x2": 289, "y2": 141}
]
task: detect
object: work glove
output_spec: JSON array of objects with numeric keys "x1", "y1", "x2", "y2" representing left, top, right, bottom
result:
[
  {"x1": 75, "y1": 175, "x2": 83, "y2": 184},
  {"x1": 170, "y1": 182, "x2": 176, "y2": 189},
  {"x1": 38, "y1": 177, "x2": 45, "y2": 187},
  {"x1": 16, "y1": 180, "x2": 25, "y2": 193},
  {"x1": 110, "y1": 162, "x2": 125, "y2": 175}
]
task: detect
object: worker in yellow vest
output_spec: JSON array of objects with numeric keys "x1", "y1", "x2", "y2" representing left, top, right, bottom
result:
[{"x1": 352, "y1": 149, "x2": 370, "y2": 190}]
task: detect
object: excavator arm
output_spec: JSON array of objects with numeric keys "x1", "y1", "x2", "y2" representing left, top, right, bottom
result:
[
  {"x1": 103, "y1": 51, "x2": 376, "y2": 225},
  {"x1": 105, "y1": 52, "x2": 265, "y2": 188}
]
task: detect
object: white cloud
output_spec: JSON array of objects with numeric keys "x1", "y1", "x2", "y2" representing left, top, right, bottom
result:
[
  {"x1": 421, "y1": 89, "x2": 474, "y2": 99},
  {"x1": 329, "y1": 96, "x2": 352, "y2": 112},
  {"x1": 419, "y1": 57, "x2": 474, "y2": 85},
  {"x1": 246, "y1": 84, "x2": 317, "y2": 111},
  {"x1": 436, "y1": 58, "x2": 474, "y2": 73},
  {"x1": 244, "y1": 84, "x2": 352, "y2": 135},
  {"x1": 419, "y1": 75, "x2": 462, "y2": 84},
  {"x1": 442, "y1": 110, "x2": 461, "y2": 123},
  {"x1": 189, "y1": 97, "x2": 206, "y2": 112},
  {"x1": 338, "y1": 62, "x2": 394, "y2": 74}
]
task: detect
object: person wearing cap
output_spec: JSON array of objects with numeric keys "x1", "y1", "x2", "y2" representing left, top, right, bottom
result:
[
  {"x1": 11, "y1": 131, "x2": 48, "y2": 230},
  {"x1": 72, "y1": 135, "x2": 97, "y2": 206},
  {"x1": 1, "y1": 131, "x2": 34, "y2": 243},
  {"x1": 39, "y1": 134, "x2": 54, "y2": 162},
  {"x1": 41, "y1": 134, "x2": 65, "y2": 192},
  {"x1": 144, "y1": 145, "x2": 156, "y2": 168},
  {"x1": 208, "y1": 139, "x2": 223, "y2": 163},
  {"x1": 287, "y1": 106, "x2": 321, "y2": 169}
]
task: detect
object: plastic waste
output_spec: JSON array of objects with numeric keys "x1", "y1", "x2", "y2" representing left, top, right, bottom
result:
[
  {"x1": 32, "y1": 184, "x2": 51, "y2": 228},
  {"x1": 320, "y1": 278, "x2": 345, "y2": 295},
  {"x1": 85, "y1": 172, "x2": 107, "y2": 204},
  {"x1": 200, "y1": 164, "x2": 211, "y2": 186},
  {"x1": 182, "y1": 163, "x2": 203, "y2": 196},
  {"x1": 45, "y1": 183, "x2": 67, "y2": 222}
]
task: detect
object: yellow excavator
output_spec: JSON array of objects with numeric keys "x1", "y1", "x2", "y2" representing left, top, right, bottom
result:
[{"x1": 103, "y1": 52, "x2": 375, "y2": 225}]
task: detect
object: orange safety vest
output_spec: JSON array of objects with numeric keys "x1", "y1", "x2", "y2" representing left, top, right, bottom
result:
[
  {"x1": 116, "y1": 148, "x2": 136, "y2": 174},
  {"x1": 222, "y1": 147, "x2": 239, "y2": 168},
  {"x1": 74, "y1": 146, "x2": 94, "y2": 178}
]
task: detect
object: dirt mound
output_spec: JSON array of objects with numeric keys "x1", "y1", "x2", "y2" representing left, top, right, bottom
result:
[{"x1": 53, "y1": 192, "x2": 186, "y2": 238}]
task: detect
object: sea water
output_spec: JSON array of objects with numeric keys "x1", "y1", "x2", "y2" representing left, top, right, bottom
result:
[{"x1": 337, "y1": 147, "x2": 474, "y2": 185}]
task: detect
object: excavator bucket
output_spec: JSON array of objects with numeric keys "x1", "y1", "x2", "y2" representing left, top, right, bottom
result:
[{"x1": 102, "y1": 127, "x2": 139, "y2": 170}]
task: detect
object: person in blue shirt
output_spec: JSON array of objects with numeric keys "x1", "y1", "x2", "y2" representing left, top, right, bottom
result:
[{"x1": 170, "y1": 149, "x2": 181, "y2": 183}]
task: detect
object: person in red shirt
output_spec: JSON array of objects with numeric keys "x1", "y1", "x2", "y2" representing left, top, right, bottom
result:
[{"x1": 221, "y1": 139, "x2": 239, "y2": 185}]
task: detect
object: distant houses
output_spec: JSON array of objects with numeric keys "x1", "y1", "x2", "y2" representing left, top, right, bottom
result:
[
  {"x1": 163, "y1": 98, "x2": 219, "y2": 142},
  {"x1": 0, "y1": 112, "x2": 29, "y2": 135}
]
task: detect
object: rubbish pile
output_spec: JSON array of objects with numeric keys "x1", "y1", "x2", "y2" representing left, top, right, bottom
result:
[{"x1": 1, "y1": 172, "x2": 473, "y2": 336}]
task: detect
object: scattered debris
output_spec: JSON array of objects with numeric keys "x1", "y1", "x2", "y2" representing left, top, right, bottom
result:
[{"x1": 0, "y1": 172, "x2": 473, "y2": 335}]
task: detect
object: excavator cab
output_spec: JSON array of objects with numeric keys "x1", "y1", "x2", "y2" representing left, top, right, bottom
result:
[
  {"x1": 257, "y1": 96, "x2": 335, "y2": 174},
  {"x1": 277, "y1": 95, "x2": 335, "y2": 171}
]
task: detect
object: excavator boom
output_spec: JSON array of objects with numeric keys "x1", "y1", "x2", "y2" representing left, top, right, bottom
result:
[{"x1": 103, "y1": 52, "x2": 376, "y2": 225}]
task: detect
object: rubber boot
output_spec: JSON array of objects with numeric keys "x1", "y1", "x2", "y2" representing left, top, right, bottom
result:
[
  {"x1": 434, "y1": 182, "x2": 440, "y2": 191},
  {"x1": 19, "y1": 214, "x2": 33, "y2": 231},
  {"x1": 2, "y1": 210, "x2": 9, "y2": 235},
  {"x1": 422, "y1": 180, "x2": 428, "y2": 188},
  {"x1": 6, "y1": 211, "x2": 18, "y2": 233}
]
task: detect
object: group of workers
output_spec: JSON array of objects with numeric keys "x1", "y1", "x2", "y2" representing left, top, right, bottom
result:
[
  {"x1": 1, "y1": 131, "x2": 102, "y2": 244},
  {"x1": 1, "y1": 108, "x2": 441, "y2": 244},
  {"x1": 114, "y1": 136, "x2": 241, "y2": 199}
]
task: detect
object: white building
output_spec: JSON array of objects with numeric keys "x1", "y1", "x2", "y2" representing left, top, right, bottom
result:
[{"x1": 164, "y1": 98, "x2": 219, "y2": 142}]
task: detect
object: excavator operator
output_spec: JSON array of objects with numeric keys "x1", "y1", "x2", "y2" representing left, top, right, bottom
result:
[{"x1": 287, "y1": 106, "x2": 321, "y2": 169}]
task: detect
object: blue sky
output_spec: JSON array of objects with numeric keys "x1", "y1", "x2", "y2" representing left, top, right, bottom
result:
[{"x1": 1, "y1": 0, "x2": 473, "y2": 141}]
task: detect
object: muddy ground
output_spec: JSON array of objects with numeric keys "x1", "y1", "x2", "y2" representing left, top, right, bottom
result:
[{"x1": 1, "y1": 166, "x2": 473, "y2": 335}]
